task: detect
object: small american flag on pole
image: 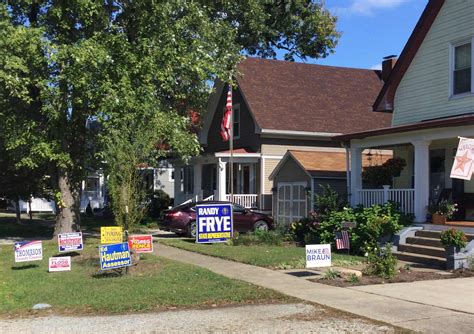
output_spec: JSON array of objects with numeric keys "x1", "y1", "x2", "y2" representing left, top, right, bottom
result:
[
  {"x1": 220, "y1": 85, "x2": 232, "y2": 142},
  {"x1": 335, "y1": 230, "x2": 350, "y2": 250}
]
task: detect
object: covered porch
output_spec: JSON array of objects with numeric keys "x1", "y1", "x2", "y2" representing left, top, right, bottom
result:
[
  {"x1": 346, "y1": 120, "x2": 474, "y2": 223},
  {"x1": 173, "y1": 149, "x2": 263, "y2": 209}
]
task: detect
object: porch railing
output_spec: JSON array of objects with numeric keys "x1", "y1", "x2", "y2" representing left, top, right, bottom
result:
[
  {"x1": 226, "y1": 194, "x2": 258, "y2": 208},
  {"x1": 186, "y1": 194, "x2": 258, "y2": 208},
  {"x1": 357, "y1": 186, "x2": 415, "y2": 214}
]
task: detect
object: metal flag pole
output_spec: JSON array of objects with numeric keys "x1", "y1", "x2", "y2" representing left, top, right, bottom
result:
[{"x1": 229, "y1": 81, "x2": 234, "y2": 204}]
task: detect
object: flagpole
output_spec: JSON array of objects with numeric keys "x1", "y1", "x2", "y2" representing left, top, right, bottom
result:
[{"x1": 229, "y1": 82, "x2": 234, "y2": 204}]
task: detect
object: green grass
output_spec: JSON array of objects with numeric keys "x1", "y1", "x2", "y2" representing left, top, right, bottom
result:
[
  {"x1": 160, "y1": 238, "x2": 364, "y2": 269},
  {"x1": 0, "y1": 239, "x2": 289, "y2": 316}
]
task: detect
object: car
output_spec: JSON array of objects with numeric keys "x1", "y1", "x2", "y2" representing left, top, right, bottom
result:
[{"x1": 160, "y1": 200, "x2": 274, "y2": 238}]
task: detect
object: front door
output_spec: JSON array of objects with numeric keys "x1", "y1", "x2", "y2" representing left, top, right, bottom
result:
[{"x1": 277, "y1": 182, "x2": 307, "y2": 225}]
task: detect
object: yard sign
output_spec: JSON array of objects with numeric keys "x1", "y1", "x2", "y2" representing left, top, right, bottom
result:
[
  {"x1": 100, "y1": 226, "x2": 123, "y2": 244},
  {"x1": 49, "y1": 256, "x2": 71, "y2": 272},
  {"x1": 305, "y1": 244, "x2": 331, "y2": 268},
  {"x1": 99, "y1": 242, "x2": 132, "y2": 270},
  {"x1": 58, "y1": 232, "x2": 83, "y2": 252},
  {"x1": 128, "y1": 235, "x2": 153, "y2": 253},
  {"x1": 14, "y1": 241, "x2": 43, "y2": 262},
  {"x1": 196, "y1": 203, "x2": 233, "y2": 243}
]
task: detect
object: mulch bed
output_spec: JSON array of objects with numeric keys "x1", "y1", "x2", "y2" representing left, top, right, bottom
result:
[{"x1": 313, "y1": 268, "x2": 474, "y2": 287}]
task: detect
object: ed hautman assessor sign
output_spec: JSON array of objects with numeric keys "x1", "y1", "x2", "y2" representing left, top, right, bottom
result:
[{"x1": 196, "y1": 203, "x2": 233, "y2": 243}]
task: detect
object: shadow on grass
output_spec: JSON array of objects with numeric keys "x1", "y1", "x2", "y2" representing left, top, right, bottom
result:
[
  {"x1": 52, "y1": 251, "x2": 81, "y2": 258},
  {"x1": 11, "y1": 264, "x2": 39, "y2": 270},
  {"x1": 92, "y1": 268, "x2": 127, "y2": 279}
]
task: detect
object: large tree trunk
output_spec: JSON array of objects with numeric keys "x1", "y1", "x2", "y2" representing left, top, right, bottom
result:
[
  {"x1": 53, "y1": 169, "x2": 81, "y2": 238},
  {"x1": 15, "y1": 199, "x2": 21, "y2": 224}
]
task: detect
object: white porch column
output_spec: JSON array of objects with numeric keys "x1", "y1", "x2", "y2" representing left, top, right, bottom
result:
[
  {"x1": 350, "y1": 147, "x2": 363, "y2": 207},
  {"x1": 193, "y1": 164, "x2": 202, "y2": 200},
  {"x1": 174, "y1": 166, "x2": 183, "y2": 205},
  {"x1": 413, "y1": 140, "x2": 431, "y2": 223},
  {"x1": 216, "y1": 158, "x2": 227, "y2": 201}
]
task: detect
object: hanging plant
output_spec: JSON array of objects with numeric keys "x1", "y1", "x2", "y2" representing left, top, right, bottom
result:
[{"x1": 362, "y1": 157, "x2": 407, "y2": 188}]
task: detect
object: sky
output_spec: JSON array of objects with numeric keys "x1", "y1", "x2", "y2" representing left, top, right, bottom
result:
[{"x1": 290, "y1": 0, "x2": 429, "y2": 69}]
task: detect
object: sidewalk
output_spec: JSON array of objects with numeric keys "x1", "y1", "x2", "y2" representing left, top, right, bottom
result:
[{"x1": 155, "y1": 244, "x2": 474, "y2": 333}]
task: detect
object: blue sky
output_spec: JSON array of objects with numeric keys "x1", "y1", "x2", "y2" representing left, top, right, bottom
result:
[{"x1": 296, "y1": 0, "x2": 428, "y2": 69}]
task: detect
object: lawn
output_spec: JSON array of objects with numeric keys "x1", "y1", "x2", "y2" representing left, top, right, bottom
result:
[
  {"x1": 160, "y1": 238, "x2": 364, "y2": 269},
  {"x1": 0, "y1": 238, "x2": 290, "y2": 316}
]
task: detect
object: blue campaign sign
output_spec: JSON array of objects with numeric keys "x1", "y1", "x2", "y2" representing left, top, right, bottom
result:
[
  {"x1": 196, "y1": 203, "x2": 233, "y2": 243},
  {"x1": 99, "y1": 242, "x2": 132, "y2": 270}
]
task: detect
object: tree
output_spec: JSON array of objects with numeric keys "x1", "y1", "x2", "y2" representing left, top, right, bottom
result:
[{"x1": 0, "y1": 1, "x2": 339, "y2": 236}]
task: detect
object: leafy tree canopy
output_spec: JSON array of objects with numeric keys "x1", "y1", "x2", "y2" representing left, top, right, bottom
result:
[{"x1": 0, "y1": 0, "x2": 339, "y2": 234}]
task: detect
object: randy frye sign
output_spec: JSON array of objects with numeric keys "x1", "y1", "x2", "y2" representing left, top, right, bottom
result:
[
  {"x1": 99, "y1": 242, "x2": 132, "y2": 270},
  {"x1": 196, "y1": 203, "x2": 233, "y2": 243}
]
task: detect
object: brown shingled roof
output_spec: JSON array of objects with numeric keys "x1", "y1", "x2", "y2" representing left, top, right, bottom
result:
[
  {"x1": 236, "y1": 58, "x2": 392, "y2": 134},
  {"x1": 290, "y1": 150, "x2": 391, "y2": 173}
]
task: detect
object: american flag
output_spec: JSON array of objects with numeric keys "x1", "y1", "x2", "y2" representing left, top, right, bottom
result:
[
  {"x1": 335, "y1": 230, "x2": 350, "y2": 250},
  {"x1": 220, "y1": 85, "x2": 232, "y2": 141}
]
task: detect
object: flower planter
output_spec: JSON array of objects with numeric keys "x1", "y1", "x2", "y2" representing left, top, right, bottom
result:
[{"x1": 432, "y1": 213, "x2": 447, "y2": 225}]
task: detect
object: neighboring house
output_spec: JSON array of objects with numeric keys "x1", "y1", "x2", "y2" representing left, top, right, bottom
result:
[
  {"x1": 269, "y1": 150, "x2": 391, "y2": 223},
  {"x1": 334, "y1": 0, "x2": 474, "y2": 223},
  {"x1": 173, "y1": 57, "x2": 391, "y2": 216}
]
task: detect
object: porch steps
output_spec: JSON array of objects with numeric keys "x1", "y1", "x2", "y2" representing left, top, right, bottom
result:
[{"x1": 394, "y1": 229, "x2": 474, "y2": 269}]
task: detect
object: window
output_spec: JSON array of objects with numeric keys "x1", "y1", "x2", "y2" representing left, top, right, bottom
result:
[
  {"x1": 452, "y1": 41, "x2": 472, "y2": 96},
  {"x1": 169, "y1": 168, "x2": 175, "y2": 182},
  {"x1": 233, "y1": 106, "x2": 240, "y2": 139},
  {"x1": 183, "y1": 166, "x2": 194, "y2": 193}
]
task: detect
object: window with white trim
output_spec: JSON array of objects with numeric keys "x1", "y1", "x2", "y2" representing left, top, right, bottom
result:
[{"x1": 452, "y1": 40, "x2": 472, "y2": 96}]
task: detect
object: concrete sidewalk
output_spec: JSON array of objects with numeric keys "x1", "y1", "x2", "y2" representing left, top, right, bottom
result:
[{"x1": 155, "y1": 244, "x2": 474, "y2": 333}]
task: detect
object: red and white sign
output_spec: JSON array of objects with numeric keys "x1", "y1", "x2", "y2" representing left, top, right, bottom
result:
[
  {"x1": 58, "y1": 232, "x2": 83, "y2": 252},
  {"x1": 450, "y1": 137, "x2": 474, "y2": 180},
  {"x1": 49, "y1": 256, "x2": 71, "y2": 272},
  {"x1": 128, "y1": 235, "x2": 153, "y2": 253}
]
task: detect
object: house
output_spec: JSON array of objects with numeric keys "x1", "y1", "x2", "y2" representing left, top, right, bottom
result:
[
  {"x1": 333, "y1": 0, "x2": 474, "y2": 223},
  {"x1": 173, "y1": 57, "x2": 392, "y2": 215},
  {"x1": 269, "y1": 150, "x2": 391, "y2": 223}
]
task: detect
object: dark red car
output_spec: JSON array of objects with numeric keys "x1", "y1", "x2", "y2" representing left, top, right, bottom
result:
[{"x1": 160, "y1": 201, "x2": 274, "y2": 237}]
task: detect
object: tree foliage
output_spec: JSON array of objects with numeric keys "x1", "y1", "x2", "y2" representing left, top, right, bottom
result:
[{"x1": 0, "y1": 0, "x2": 339, "y2": 235}]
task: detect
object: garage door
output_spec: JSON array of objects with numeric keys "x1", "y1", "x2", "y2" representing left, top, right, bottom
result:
[{"x1": 277, "y1": 182, "x2": 307, "y2": 225}]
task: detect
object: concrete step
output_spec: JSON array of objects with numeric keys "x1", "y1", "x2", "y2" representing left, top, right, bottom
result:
[
  {"x1": 398, "y1": 244, "x2": 445, "y2": 258},
  {"x1": 406, "y1": 236, "x2": 443, "y2": 248},
  {"x1": 415, "y1": 229, "x2": 474, "y2": 241},
  {"x1": 394, "y1": 251, "x2": 446, "y2": 269}
]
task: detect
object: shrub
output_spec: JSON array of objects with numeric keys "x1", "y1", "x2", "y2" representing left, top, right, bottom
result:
[
  {"x1": 440, "y1": 228, "x2": 468, "y2": 249},
  {"x1": 148, "y1": 189, "x2": 172, "y2": 218},
  {"x1": 365, "y1": 243, "x2": 398, "y2": 279},
  {"x1": 322, "y1": 269, "x2": 340, "y2": 280},
  {"x1": 289, "y1": 216, "x2": 320, "y2": 244},
  {"x1": 314, "y1": 184, "x2": 346, "y2": 220},
  {"x1": 346, "y1": 273, "x2": 360, "y2": 284}
]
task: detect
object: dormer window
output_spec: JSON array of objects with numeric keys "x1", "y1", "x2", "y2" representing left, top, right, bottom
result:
[{"x1": 452, "y1": 41, "x2": 472, "y2": 96}]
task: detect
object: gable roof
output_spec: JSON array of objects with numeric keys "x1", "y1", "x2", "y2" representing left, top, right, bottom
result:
[
  {"x1": 269, "y1": 150, "x2": 391, "y2": 179},
  {"x1": 373, "y1": 0, "x2": 445, "y2": 112},
  {"x1": 236, "y1": 58, "x2": 391, "y2": 135}
]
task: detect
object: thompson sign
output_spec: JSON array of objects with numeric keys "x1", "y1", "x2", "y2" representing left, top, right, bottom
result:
[
  {"x1": 196, "y1": 203, "x2": 233, "y2": 243},
  {"x1": 14, "y1": 241, "x2": 43, "y2": 262}
]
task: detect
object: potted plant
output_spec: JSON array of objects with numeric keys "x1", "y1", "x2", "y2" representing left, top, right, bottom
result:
[
  {"x1": 428, "y1": 199, "x2": 457, "y2": 225},
  {"x1": 440, "y1": 228, "x2": 468, "y2": 269}
]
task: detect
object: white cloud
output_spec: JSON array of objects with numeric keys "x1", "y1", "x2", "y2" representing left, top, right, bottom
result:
[
  {"x1": 333, "y1": 0, "x2": 410, "y2": 17},
  {"x1": 370, "y1": 64, "x2": 382, "y2": 70}
]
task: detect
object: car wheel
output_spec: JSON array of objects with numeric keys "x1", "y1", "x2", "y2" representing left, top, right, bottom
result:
[
  {"x1": 187, "y1": 220, "x2": 197, "y2": 238},
  {"x1": 254, "y1": 220, "x2": 269, "y2": 232}
]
